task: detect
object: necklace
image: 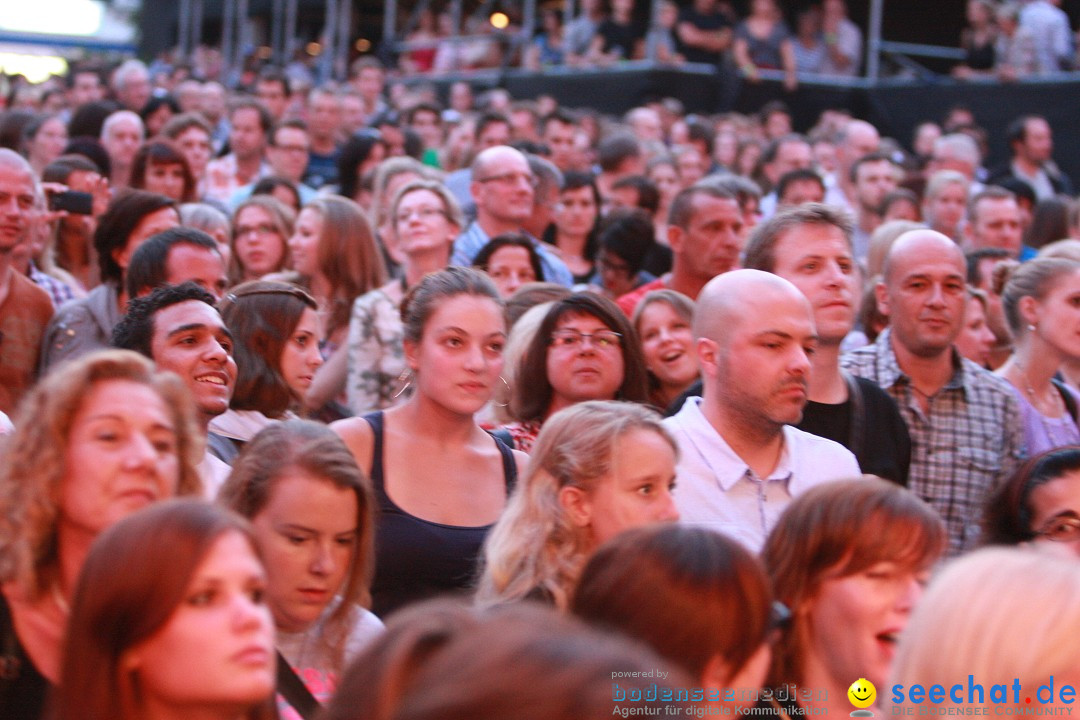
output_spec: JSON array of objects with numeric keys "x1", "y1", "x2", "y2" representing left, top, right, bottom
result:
[{"x1": 1016, "y1": 360, "x2": 1078, "y2": 448}]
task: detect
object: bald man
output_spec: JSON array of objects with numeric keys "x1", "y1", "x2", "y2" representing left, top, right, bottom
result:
[
  {"x1": 664, "y1": 269, "x2": 860, "y2": 551},
  {"x1": 842, "y1": 230, "x2": 1023, "y2": 554},
  {"x1": 451, "y1": 145, "x2": 573, "y2": 286}
]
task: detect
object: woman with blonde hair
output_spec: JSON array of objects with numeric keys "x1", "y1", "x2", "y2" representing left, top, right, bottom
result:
[
  {"x1": 891, "y1": 547, "x2": 1080, "y2": 712},
  {"x1": 996, "y1": 257, "x2": 1080, "y2": 453},
  {"x1": 762, "y1": 478, "x2": 946, "y2": 717},
  {"x1": 477, "y1": 400, "x2": 679, "y2": 610},
  {"x1": 0, "y1": 350, "x2": 202, "y2": 719}
]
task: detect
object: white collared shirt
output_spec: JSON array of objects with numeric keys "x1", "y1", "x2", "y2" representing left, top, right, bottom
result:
[{"x1": 664, "y1": 397, "x2": 861, "y2": 551}]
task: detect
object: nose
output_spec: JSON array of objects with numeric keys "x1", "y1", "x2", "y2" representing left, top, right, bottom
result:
[
  {"x1": 927, "y1": 282, "x2": 947, "y2": 307},
  {"x1": 463, "y1": 341, "x2": 487, "y2": 370},
  {"x1": 656, "y1": 487, "x2": 680, "y2": 523},
  {"x1": 123, "y1": 432, "x2": 159, "y2": 469},
  {"x1": 310, "y1": 541, "x2": 337, "y2": 577},
  {"x1": 790, "y1": 345, "x2": 812, "y2": 376},
  {"x1": 231, "y1": 590, "x2": 269, "y2": 631},
  {"x1": 895, "y1": 576, "x2": 923, "y2": 613},
  {"x1": 204, "y1": 337, "x2": 230, "y2": 364},
  {"x1": 307, "y1": 344, "x2": 324, "y2": 369}
]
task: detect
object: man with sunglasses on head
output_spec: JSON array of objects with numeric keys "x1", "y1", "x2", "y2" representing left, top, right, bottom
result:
[{"x1": 451, "y1": 145, "x2": 573, "y2": 287}]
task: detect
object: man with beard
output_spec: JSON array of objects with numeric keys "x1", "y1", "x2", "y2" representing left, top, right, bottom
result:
[
  {"x1": 664, "y1": 269, "x2": 859, "y2": 551},
  {"x1": 842, "y1": 229, "x2": 1024, "y2": 554}
]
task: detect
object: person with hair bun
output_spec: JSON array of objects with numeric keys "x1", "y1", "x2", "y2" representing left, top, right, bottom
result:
[
  {"x1": 477, "y1": 400, "x2": 679, "y2": 610},
  {"x1": 0, "y1": 350, "x2": 203, "y2": 720},
  {"x1": 56, "y1": 499, "x2": 276, "y2": 720},
  {"x1": 572, "y1": 525, "x2": 772, "y2": 712},
  {"x1": 220, "y1": 420, "x2": 382, "y2": 719},
  {"x1": 333, "y1": 267, "x2": 527, "y2": 617},
  {"x1": 996, "y1": 256, "x2": 1080, "y2": 453},
  {"x1": 762, "y1": 478, "x2": 946, "y2": 717}
]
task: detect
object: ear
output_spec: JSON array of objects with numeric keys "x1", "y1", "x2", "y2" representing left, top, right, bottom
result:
[
  {"x1": 696, "y1": 337, "x2": 719, "y2": 380},
  {"x1": 1018, "y1": 294, "x2": 1040, "y2": 327},
  {"x1": 875, "y1": 280, "x2": 890, "y2": 318},
  {"x1": 557, "y1": 485, "x2": 593, "y2": 529},
  {"x1": 403, "y1": 338, "x2": 420, "y2": 373},
  {"x1": 667, "y1": 223, "x2": 684, "y2": 253}
]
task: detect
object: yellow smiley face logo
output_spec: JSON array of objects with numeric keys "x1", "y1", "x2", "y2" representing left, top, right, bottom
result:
[{"x1": 848, "y1": 678, "x2": 877, "y2": 709}]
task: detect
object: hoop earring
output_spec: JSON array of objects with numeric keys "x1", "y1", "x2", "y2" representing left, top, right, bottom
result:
[
  {"x1": 493, "y1": 375, "x2": 512, "y2": 408},
  {"x1": 393, "y1": 369, "x2": 413, "y2": 399}
]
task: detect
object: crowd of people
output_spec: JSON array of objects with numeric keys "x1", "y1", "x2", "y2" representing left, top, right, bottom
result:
[{"x1": 3, "y1": 19, "x2": 1080, "y2": 719}]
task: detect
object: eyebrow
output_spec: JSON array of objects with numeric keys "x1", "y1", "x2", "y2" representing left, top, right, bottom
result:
[
  {"x1": 85, "y1": 413, "x2": 176, "y2": 431},
  {"x1": 437, "y1": 325, "x2": 507, "y2": 338},
  {"x1": 165, "y1": 323, "x2": 234, "y2": 342}
]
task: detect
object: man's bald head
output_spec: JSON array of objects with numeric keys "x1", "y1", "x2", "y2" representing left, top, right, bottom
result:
[
  {"x1": 471, "y1": 145, "x2": 527, "y2": 177},
  {"x1": 694, "y1": 268, "x2": 813, "y2": 347},
  {"x1": 882, "y1": 229, "x2": 965, "y2": 286}
]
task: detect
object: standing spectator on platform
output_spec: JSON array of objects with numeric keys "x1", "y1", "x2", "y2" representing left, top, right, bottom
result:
[
  {"x1": 349, "y1": 58, "x2": 388, "y2": 126},
  {"x1": 617, "y1": 185, "x2": 743, "y2": 315},
  {"x1": 255, "y1": 67, "x2": 293, "y2": 123},
  {"x1": 1020, "y1": 0, "x2": 1073, "y2": 72},
  {"x1": 965, "y1": 187, "x2": 1026, "y2": 258},
  {"x1": 676, "y1": 0, "x2": 734, "y2": 66},
  {"x1": 792, "y1": 6, "x2": 826, "y2": 75},
  {"x1": 589, "y1": 0, "x2": 645, "y2": 64},
  {"x1": 205, "y1": 99, "x2": 272, "y2": 205},
  {"x1": 819, "y1": 0, "x2": 863, "y2": 76},
  {"x1": 565, "y1": 0, "x2": 607, "y2": 66},
  {"x1": 990, "y1": 115, "x2": 1073, "y2": 202},
  {"x1": 953, "y1": 0, "x2": 998, "y2": 79},
  {"x1": 110, "y1": 59, "x2": 152, "y2": 113},
  {"x1": 745, "y1": 204, "x2": 912, "y2": 485},
  {"x1": 733, "y1": 0, "x2": 798, "y2": 91},
  {"x1": 0, "y1": 150, "x2": 53, "y2": 414},
  {"x1": 665, "y1": 269, "x2": 860, "y2": 551},
  {"x1": 995, "y1": 2, "x2": 1043, "y2": 79},
  {"x1": 850, "y1": 152, "x2": 901, "y2": 261},
  {"x1": 842, "y1": 230, "x2": 1024, "y2": 554},
  {"x1": 99, "y1": 110, "x2": 144, "y2": 190},
  {"x1": 451, "y1": 145, "x2": 573, "y2": 287},
  {"x1": 113, "y1": 282, "x2": 239, "y2": 492}
]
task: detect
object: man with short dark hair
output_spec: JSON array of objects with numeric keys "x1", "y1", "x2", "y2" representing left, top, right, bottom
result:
[
  {"x1": 744, "y1": 204, "x2": 910, "y2": 484},
  {"x1": 205, "y1": 99, "x2": 272, "y2": 204},
  {"x1": 849, "y1": 152, "x2": 900, "y2": 260},
  {"x1": 304, "y1": 87, "x2": 344, "y2": 189},
  {"x1": 230, "y1": 120, "x2": 317, "y2": 208},
  {"x1": 112, "y1": 281, "x2": 238, "y2": 492},
  {"x1": 777, "y1": 169, "x2": 826, "y2": 208},
  {"x1": 125, "y1": 228, "x2": 228, "y2": 301},
  {"x1": 255, "y1": 67, "x2": 292, "y2": 122},
  {"x1": 664, "y1": 268, "x2": 860, "y2": 551},
  {"x1": 989, "y1": 114, "x2": 1072, "y2": 201},
  {"x1": 617, "y1": 184, "x2": 743, "y2": 315},
  {"x1": 842, "y1": 229, "x2": 1024, "y2": 554},
  {"x1": 964, "y1": 187, "x2": 1025, "y2": 258},
  {"x1": 757, "y1": 134, "x2": 814, "y2": 218},
  {"x1": 540, "y1": 111, "x2": 578, "y2": 172}
]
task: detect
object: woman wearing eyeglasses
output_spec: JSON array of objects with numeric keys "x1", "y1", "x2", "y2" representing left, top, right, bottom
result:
[
  {"x1": 984, "y1": 446, "x2": 1080, "y2": 557},
  {"x1": 230, "y1": 195, "x2": 295, "y2": 286},
  {"x1": 503, "y1": 292, "x2": 649, "y2": 452}
]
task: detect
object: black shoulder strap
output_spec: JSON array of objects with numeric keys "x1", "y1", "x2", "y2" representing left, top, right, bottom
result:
[
  {"x1": 275, "y1": 651, "x2": 321, "y2": 720},
  {"x1": 842, "y1": 371, "x2": 866, "y2": 462},
  {"x1": 1052, "y1": 378, "x2": 1079, "y2": 423}
]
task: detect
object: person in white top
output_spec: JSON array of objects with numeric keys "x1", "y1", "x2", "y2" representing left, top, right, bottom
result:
[{"x1": 664, "y1": 269, "x2": 859, "y2": 550}]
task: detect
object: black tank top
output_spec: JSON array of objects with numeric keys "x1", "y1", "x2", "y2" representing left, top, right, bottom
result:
[
  {"x1": 364, "y1": 411, "x2": 517, "y2": 618},
  {"x1": 0, "y1": 593, "x2": 50, "y2": 720}
]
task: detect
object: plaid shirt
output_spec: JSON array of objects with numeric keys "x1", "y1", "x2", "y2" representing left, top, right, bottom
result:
[
  {"x1": 29, "y1": 263, "x2": 78, "y2": 310},
  {"x1": 841, "y1": 329, "x2": 1025, "y2": 555}
]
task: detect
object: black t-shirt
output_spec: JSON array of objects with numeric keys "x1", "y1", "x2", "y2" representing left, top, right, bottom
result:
[
  {"x1": 797, "y1": 376, "x2": 911, "y2": 486},
  {"x1": 676, "y1": 8, "x2": 732, "y2": 65},
  {"x1": 598, "y1": 19, "x2": 642, "y2": 60}
]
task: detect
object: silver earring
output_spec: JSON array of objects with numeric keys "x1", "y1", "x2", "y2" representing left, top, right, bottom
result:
[
  {"x1": 493, "y1": 375, "x2": 512, "y2": 408},
  {"x1": 1028, "y1": 324, "x2": 1037, "y2": 333},
  {"x1": 393, "y1": 369, "x2": 413, "y2": 399}
]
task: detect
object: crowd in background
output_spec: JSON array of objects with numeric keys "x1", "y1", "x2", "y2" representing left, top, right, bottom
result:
[{"x1": 3, "y1": 3, "x2": 1080, "y2": 718}]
